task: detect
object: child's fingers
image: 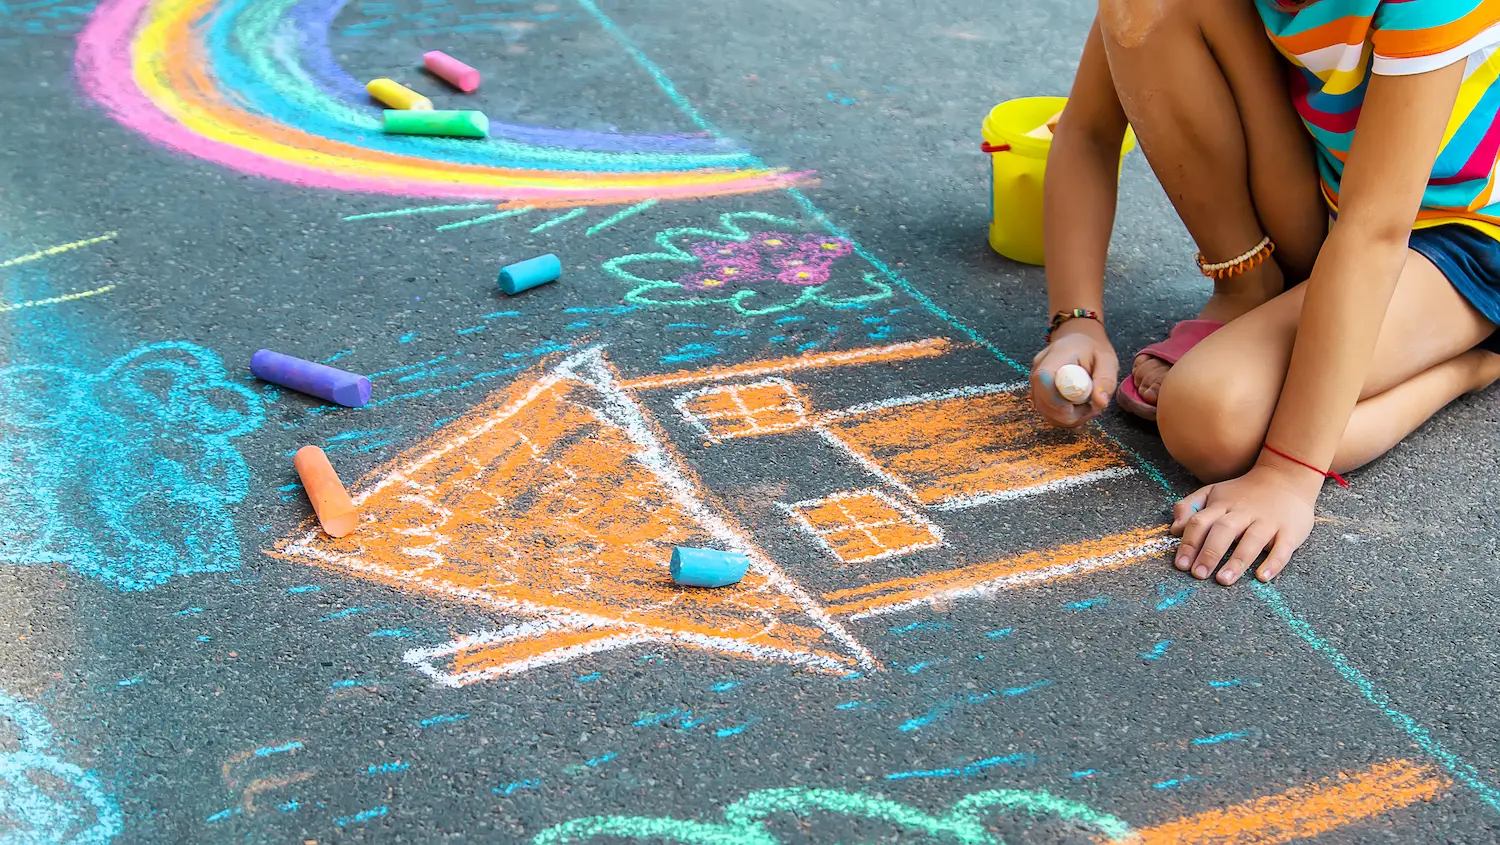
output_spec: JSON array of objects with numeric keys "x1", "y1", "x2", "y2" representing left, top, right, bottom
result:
[
  {"x1": 1030, "y1": 368, "x2": 1092, "y2": 428},
  {"x1": 1174, "y1": 504, "x2": 1222, "y2": 571},
  {"x1": 1088, "y1": 370, "x2": 1116, "y2": 413},
  {"x1": 1171, "y1": 489, "x2": 1211, "y2": 532},
  {"x1": 1088, "y1": 385, "x2": 1111, "y2": 415},
  {"x1": 1087, "y1": 349, "x2": 1120, "y2": 391},
  {"x1": 1189, "y1": 517, "x2": 1248, "y2": 580},
  {"x1": 1255, "y1": 535, "x2": 1297, "y2": 582},
  {"x1": 1217, "y1": 524, "x2": 1274, "y2": 585}
]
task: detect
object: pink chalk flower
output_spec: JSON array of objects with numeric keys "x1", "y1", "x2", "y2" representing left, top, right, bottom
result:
[{"x1": 676, "y1": 233, "x2": 853, "y2": 292}]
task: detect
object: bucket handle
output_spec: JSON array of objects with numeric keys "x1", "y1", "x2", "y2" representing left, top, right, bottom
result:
[{"x1": 981, "y1": 141, "x2": 1010, "y2": 154}]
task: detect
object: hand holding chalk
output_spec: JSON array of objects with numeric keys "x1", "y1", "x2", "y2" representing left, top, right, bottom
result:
[
  {"x1": 1030, "y1": 322, "x2": 1118, "y2": 429},
  {"x1": 1055, "y1": 363, "x2": 1094, "y2": 404}
]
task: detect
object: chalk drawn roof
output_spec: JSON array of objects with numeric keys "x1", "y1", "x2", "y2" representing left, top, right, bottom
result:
[{"x1": 270, "y1": 347, "x2": 874, "y2": 684}]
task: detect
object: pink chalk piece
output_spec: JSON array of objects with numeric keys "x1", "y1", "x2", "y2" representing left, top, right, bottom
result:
[{"x1": 423, "y1": 51, "x2": 480, "y2": 93}]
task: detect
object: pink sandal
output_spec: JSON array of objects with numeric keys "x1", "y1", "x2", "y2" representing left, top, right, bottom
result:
[{"x1": 1115, "y1": 319, "x2": 1224, "y2": 421}]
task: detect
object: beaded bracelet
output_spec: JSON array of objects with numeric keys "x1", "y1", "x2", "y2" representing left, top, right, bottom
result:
[
  {"x1": 1196, "y1": 236, "x2": 1275, "y2": 280},
  {"x1": 1044, "y1": 308, "x2": 1102, "y2": 343}
]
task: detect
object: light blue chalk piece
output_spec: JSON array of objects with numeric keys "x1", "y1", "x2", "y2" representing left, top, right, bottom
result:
[
  {"x1": 669, "y1": 546, "x2": 749, "y2": 588},
  {"x1": 497, "y1": 253, "x2": 562, "y2": 295}
]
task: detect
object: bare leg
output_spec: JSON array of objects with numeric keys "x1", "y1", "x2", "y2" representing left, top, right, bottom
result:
[
  {"x1": 1337, "y1": 349, "x2": 1500, "y2": 472},
  {"x1": 1157, "y1": 250, "x2": 1500, "y2": 482},
  {"x1": 1097, "y1": 0, "x2": 1327, "y2": 408}
]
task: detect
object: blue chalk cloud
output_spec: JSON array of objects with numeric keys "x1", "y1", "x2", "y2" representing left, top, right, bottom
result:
[
  {"x1": 0, "y1": 342, "x2": 264, "y2": 590},
  {"x1": 0, "y1": 689, "x2": 122, "y2": 843}
]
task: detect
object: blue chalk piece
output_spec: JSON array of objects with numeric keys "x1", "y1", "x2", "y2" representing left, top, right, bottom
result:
[
  {"x1": 250, "y1": 349, "x2": 371, "y2": 407},
  {"x1": 670, "y1": 547, "x2": 749, "y2": 588},
  {"x1": 498, "y1": 253, "x2": 561, "y2": 295}
]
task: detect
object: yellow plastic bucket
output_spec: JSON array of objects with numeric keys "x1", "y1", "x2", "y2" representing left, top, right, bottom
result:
[{"x1": 982, "y1": 96, "x2": 1136, "y2": 265}]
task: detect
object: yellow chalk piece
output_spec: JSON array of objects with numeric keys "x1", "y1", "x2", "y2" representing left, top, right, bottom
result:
[
  {"x1": 366, "y1": 78, "x2": 433, "y2": 111},
  {"x1": 1022, "y1": 111, "x2": 1063, "y2": 141}
]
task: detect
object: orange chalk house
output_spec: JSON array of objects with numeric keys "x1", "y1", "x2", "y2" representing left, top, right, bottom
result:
[{"x1": 268, "y1": 339, "x2": 1171, "y2": 686}]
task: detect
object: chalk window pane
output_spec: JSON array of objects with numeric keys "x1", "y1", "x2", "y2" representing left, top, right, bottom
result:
[
  {"x1": 784, "y1": 490, "x2": 942, "y2": 565},
  {"x1": 673, "y1": 378, "x2": 809, "y2": 439}
]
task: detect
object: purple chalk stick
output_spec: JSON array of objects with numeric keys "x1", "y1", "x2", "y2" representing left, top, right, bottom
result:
[{"x1": 251, "y1": 350, "x2": 371, "y2": 407}]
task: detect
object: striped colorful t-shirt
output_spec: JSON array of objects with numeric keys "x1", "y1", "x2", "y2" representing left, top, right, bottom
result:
[{"x1": 1256, "y1": 0, "x2": 1500, "y2": 237}]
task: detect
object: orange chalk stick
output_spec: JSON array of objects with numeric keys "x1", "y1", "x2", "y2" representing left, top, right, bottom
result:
[{"x1": 294, "y1": 446, "x2": 359, "y2": 538}]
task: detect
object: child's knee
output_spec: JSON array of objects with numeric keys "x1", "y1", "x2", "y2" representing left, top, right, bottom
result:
[
  {"x1": 1156, "y1": 360, "x2": 1262, "y2": 482},
  {"x1": 1098, "y1": 0, "x2": 1190, "y2": 50}
]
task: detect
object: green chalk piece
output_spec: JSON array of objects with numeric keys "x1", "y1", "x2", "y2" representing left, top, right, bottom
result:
[{"x1": 383, "y1": 110, "x2": 489, "y2": 138}]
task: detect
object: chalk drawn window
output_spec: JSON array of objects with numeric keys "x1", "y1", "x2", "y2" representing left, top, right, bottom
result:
[
  {"x1": 673, "y1": 378, "x2": 809, "y2": 440},
  {"x1": 783, "y1": 490, "x2": 943, "y2": 565}
]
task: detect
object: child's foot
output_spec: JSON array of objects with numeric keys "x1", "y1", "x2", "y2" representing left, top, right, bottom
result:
[{"x1": 1129, "y1": 269, "x2": 1284, "y2": 406}]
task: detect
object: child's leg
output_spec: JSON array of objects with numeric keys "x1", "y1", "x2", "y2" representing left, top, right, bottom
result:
[
  {"x1": 1095, "y1": 0, "x2": 1328, "y2": 405},
  {"x1": 1156, "y1": 250, "x2": 1500, "y2": 482}
]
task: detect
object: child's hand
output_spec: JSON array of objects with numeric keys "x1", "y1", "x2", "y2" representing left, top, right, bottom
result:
[
  {"x1": 1030, "y1": 320, "x2": 1118, "y2": 428},
  {"x1": 1169, "y1": 462, "x2": 1320, "y2": 584}
]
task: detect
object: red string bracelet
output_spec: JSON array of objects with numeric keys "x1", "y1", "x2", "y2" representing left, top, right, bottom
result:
[{"x1": 1262, "y1": 443, "x2": 1349, "y2": 488}]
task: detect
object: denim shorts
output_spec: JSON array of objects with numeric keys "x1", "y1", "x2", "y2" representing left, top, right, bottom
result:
[{"x1": 1407, "y1": 224, "x2": 1500, "y2": 354}]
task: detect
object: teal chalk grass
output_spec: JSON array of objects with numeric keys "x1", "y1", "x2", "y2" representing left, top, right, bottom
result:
[{"x1": 530, "y1": 786, "x2": 1135, "y2": 844}]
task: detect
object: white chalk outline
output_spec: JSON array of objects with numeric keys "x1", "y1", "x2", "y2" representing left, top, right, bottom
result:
[
  {"x1": 818, "y1": 382, "x2": 1029, "y2": 420},
  {"x1": 927, "y1": 467, "x2": 1139, "y2": 511},
  {"x1": 842, "y1": 537, "x2": 1180, "y2": 620},
  {"x1": 622, "y1": 338, "x2": 950, "y2": 391},
  {"x1": 779, "y1": 489, "x2": 944, "y2": 564}
]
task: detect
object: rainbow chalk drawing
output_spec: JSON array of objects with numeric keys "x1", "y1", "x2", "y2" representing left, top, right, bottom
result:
[
  {"x1": 529, "y1": 759, "x2": 1449, "y2": 845},
  {"x1": 607, "y1": 212, "x2": 893, "y2": 315},
  {"x1": 0, "y1": 689, "x2": 124, "y2": 843},
  {"x1": 0, "y1": 342, "x2": 265, "y2": 590},
  {"x1": 73, "y1": 0, "x2": 807, "y2": 203}
]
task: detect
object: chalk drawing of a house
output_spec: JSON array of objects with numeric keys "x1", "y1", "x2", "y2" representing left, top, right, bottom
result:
[{"x1": 270, "y1": 338, "x2": 1175, "y2": 687}]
